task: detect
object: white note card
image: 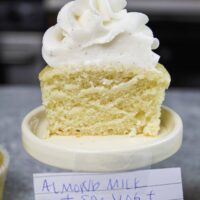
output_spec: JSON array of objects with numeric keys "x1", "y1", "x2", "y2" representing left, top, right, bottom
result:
[{"x1": 33, "y1": 168, "x2": 184, "y2": 200}]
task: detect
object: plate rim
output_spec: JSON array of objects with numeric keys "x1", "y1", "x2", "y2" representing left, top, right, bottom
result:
[{"x1": 22, "y1": 105, "x2": 183, "y2": 171}]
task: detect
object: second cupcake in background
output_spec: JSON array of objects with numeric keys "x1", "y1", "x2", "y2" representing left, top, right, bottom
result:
[
  {"x1": 0, "y1": 146, "x2": 9, "y2": 200},
  {"x1": 39, "y1": 0, "x2": 171, "y2": 137}
]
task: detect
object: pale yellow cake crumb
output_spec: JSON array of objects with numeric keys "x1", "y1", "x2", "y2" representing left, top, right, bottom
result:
[{"x1": 39, "y1": 64, "x2": 170, "y2": 136}]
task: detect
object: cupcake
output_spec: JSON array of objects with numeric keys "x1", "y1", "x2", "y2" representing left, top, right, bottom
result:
[
  {"x1": 39, "y1": 0, "x2": 170, "y2": 137},
  {"x1": 0, "y1": 147, "x2": 9, "y2": 200}
]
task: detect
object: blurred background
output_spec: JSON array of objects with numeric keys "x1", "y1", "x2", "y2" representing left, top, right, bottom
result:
[{"x1": 0, "y1": 0, "x2": 200, "y2": 87}]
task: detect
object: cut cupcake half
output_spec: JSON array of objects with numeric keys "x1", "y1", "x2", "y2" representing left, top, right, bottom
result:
[{"x1": 39, "y1": 64, "x2": 170, "y2": 137}]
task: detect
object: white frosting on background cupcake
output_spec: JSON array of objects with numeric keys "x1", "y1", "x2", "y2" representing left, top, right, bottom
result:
[{"x1": 42, "y1": 0, "x2": 160, "y2": 69}]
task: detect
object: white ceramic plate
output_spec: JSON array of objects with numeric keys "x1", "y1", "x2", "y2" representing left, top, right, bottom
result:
[{"x1": 22, "y1": 106, "x2": 183, "y2": 172}]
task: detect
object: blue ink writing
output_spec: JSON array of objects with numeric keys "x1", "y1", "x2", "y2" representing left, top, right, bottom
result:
[
  {"x1": 42, "y1": 179, "x2": 59, "y2": 194},
  {"x1": 41, "y1": 179, "x2": 100, "y2": 194},
  {"x1": 147, "y1": 191, "x2": 155, "y2": 200},
  {"x1": 42, "y1": 179, "x2": 50, "y2": 192},
  {"x1": 107, "y1": 178, "x2": 132, "y2": 191},
  {"x1": 112, "y1": 193, "x2": 141, "y2": 200},
  {"x1": 134, "y1": 178, "x2": 140, "y2": 189},
  {"x1": 134, "y1": 193, "x2": 141, "y2": 200}
]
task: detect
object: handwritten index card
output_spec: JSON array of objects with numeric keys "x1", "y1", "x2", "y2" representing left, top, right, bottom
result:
[{"x1": 33, "y1": 168, "x2": 183, "y2": 200}]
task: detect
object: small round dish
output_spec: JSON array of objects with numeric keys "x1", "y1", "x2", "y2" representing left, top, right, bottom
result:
[{"x1": 22, "y1": 106, "x2": 183, "y2": 172}]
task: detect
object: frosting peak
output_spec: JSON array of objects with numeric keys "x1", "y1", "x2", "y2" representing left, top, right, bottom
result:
[{"x1": 42, "y1": 0, "x2": 160, "y2": 69}]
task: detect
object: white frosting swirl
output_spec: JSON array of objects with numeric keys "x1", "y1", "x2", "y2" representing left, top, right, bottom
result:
[{"x1": 42, "y1": 0, "x2": 160, "y2": 69}]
